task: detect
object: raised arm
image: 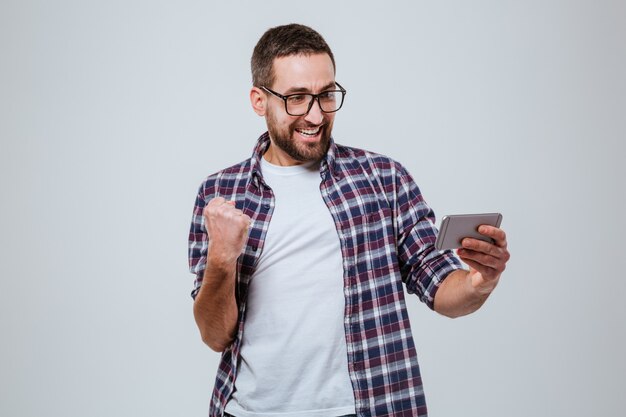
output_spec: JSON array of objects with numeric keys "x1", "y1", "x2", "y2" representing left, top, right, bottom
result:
[{"x1": 193, "y1": 197, "x2": 251, "y2": 352}]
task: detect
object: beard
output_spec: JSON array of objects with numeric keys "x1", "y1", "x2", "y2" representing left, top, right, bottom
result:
[{"x1": 265, "y1": 106, "x2": 333, "y2": 163}]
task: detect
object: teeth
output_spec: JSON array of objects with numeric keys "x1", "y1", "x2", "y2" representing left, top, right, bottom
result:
[{"x1": 296, "y1": 127, "x2": 321, "y2": 136}]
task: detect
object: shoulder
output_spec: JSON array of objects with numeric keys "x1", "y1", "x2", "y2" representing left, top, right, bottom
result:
[
  {"x1": 195, "y1": 158, "x2": 253, "y2": 202},
  {"x1": 333, "y1": 142, "x2": 425, "y2": 208},
  {"x1": 333, "y1": 142, "x2": 410, "y2": 180}
]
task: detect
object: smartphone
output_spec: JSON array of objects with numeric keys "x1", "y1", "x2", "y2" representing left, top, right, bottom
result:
[{"x1": 435, "y1": 213, "x2": 503, "y2": 251}]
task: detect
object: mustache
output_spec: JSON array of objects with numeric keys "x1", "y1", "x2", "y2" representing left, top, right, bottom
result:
[{"x1": 293, "y1": 123, "x2": 325, "y2": 129}]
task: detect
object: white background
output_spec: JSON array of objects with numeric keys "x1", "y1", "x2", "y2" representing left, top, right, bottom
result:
[{"x1": 1, "y1": 1, "x2": 624, "y2": 416}]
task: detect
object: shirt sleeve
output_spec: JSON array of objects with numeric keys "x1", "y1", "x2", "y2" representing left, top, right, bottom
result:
[
  {"x1": 188, "y1": 187, "x2": 208, "y2": 299},
  {"x1": 393, "y1": 164, "x2": 464, "y2": 309}
]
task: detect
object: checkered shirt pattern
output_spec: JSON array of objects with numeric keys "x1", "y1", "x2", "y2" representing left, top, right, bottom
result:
[{"x1": 188, "y1": 132, "x2": 463, "y2": 417}]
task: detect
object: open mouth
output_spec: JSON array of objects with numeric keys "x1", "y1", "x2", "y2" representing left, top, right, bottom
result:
[{"x1": 295, "y1": 126, "x2": 322, "y2": 138}]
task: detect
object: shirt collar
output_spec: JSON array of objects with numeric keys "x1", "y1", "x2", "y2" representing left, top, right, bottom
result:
[{"x1": 250, "y1": 132, "x2": 341, "y2": 186}]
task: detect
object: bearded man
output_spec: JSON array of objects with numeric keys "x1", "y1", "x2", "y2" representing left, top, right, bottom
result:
[{"x1": 188, "y1": 23, "x2": 510, "y2": 417}]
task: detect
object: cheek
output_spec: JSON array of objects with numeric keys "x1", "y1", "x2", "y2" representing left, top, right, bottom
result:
[
  {"x1": 271, "y1": 111, "x2": 294, "y2": 128},
  {"x1": 269, "y1": 111, "x2": 293, "y2": 133},
  {"x1": 285, "y1": 117, "x2": 304, "y2": 132}
]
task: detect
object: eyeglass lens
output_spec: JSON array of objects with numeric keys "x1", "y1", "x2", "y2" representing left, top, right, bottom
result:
[{"x1": 286, "y1": 91, "x2": 343, "y2": 115}]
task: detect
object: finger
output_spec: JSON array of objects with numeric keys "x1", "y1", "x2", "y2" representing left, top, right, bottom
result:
[
  {"x1": 230, "y1": 207, "x2": 248, "y2": 219},
  {"x1": 462, "y1": 259, "x2": 499, "y2": 282},
  {"x1": 461, "y1": 238, "x2": 505, "y2": 258},
  {"x1": 477, "y1": 225, "x2": 507, "y2": 248},
  {"x1": 212, "y1": 198, "x2": 240, "y2": 213},
  {"x1": 205, "y1": 200, "x2": 244, "y2": 223},
  {"x1": 207, "y1": 196, "x2": 226, "y2": 207},
  {"x1": 457, "y1": 248, "x2": 504, "y2": 271},
  {"x1": 463, "y1": 237, "x2": 511, "y2": 265},
  {"x1": 231, "y1": 214, "x2": 252, "y2": 236},
  {"x1": 242, "y1": 216, "x2": 252, "y2": 231}
]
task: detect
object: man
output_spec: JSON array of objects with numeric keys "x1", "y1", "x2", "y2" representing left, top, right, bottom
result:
[{"x1": 188, "y1": 24, "x2": 510, "y2": 417}]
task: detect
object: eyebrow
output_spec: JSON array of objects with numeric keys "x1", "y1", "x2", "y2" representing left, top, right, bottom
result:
[{"x1": 283, "y1": 82, "x2": 337, "y2": 95}]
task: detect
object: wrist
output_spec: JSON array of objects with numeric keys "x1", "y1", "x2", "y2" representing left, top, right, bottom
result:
[
  {"x1": 468, "y1": 271, "x2": 499, "y2": 297},
  {"x1": 206, "y1": 245, "x2": 239, "y2": 271}
]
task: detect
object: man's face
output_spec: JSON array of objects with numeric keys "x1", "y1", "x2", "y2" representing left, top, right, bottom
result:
[{"x1": 262, "y1": 53, "x2": 337, "y2": 166}]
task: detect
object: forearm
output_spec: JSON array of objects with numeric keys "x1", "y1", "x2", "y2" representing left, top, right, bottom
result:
[
  {"x1": 193, "y1": 255, "x2": 239, "y2": 352},
  {"x1": 433, "y1": 269, "x2": 495, "y2": 318}
]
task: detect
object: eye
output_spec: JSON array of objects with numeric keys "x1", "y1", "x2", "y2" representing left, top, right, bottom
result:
[
  {"x1": 319, "y1": 91, "x2": 337, "y2": 101},
  {"x1": 287, "y1": 95, "x2": 308, "y2": 105}
]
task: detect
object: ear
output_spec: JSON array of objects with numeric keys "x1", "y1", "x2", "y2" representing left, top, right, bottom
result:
[{"x1": 250, "y1": 87, "x2": 267, "y2": 116}]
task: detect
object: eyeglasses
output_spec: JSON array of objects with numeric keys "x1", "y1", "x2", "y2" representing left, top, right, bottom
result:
[{"x1": 261, "y1": 82, "x2": 347, "y2": 116}]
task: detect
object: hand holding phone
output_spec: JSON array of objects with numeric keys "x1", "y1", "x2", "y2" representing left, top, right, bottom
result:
[{"x1": 435, "y1": 213, "x2": 503, "y2": 251}]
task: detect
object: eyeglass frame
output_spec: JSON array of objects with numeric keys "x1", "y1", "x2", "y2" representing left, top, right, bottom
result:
[{"x1": 260, "y1": 82, "x2": 347, "y2": 116}]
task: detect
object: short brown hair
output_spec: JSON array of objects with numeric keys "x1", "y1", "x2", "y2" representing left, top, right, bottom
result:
[{"x1": 251, "y1": 24, "x2": 336, "y2": 88}]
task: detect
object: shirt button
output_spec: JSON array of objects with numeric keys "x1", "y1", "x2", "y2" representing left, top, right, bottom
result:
[{"x1": 262, "y1": 203, "x2": 270, "y2": 210}]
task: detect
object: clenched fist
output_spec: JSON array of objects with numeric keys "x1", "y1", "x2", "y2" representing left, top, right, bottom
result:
[{"x1": 203, "y1": 197, "x2": 251, "y2": 266}]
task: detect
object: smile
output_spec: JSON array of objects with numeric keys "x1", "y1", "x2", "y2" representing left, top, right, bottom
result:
[{"x1": 295, "y1": 126, "x2": 322, "y2": 137}]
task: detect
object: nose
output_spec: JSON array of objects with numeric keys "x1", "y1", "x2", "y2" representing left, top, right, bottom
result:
[{"x1": 304, "y1": 97, "x2": 324, "y2": 125}]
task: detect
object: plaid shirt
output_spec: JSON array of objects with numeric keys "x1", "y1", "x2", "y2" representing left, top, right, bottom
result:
[{"x1": 188, "y1": 132, "x2": 463, "y2": 417}]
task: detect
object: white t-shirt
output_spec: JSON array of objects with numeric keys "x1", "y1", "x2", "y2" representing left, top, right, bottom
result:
[{"x1": 224, "y1": 158, "x2": 355, "y2": 417}]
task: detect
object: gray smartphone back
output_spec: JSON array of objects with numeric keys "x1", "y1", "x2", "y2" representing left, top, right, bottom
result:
[{"x1": 435, "y1": 213, "x2": 503, "y2": 251}]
